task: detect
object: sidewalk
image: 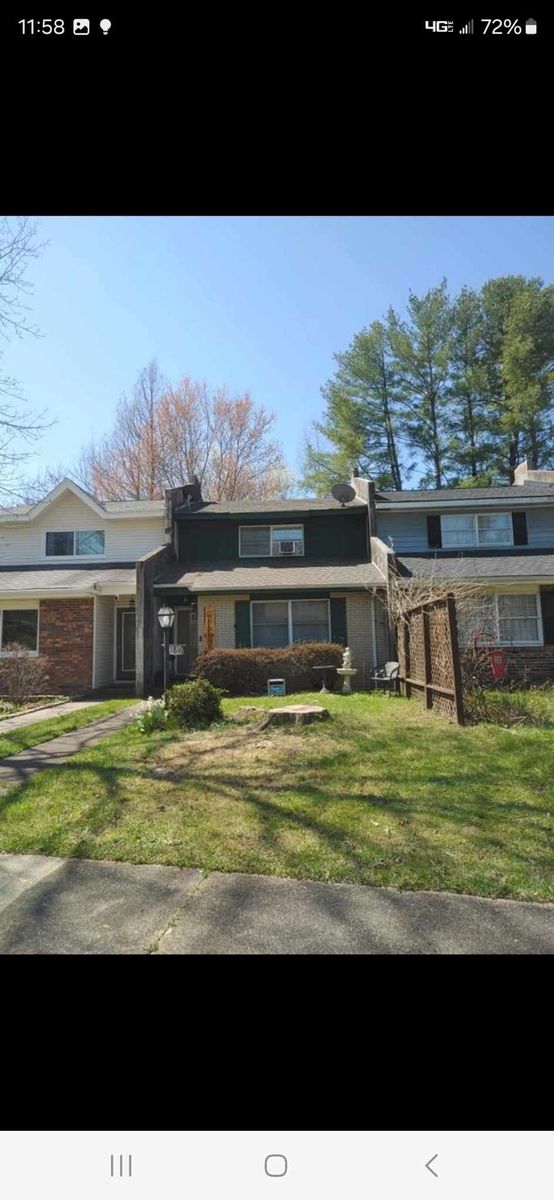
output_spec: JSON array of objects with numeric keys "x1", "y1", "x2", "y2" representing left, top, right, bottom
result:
[
  {"x1": 0, "y1": 699, "x2": 97, "y2": 732},
  {"x1": 0, "y1": 705, "x2": 140, "y2": 790},
  {"x1": 0, "y1": 855, "x2": 552, "y2": 954}
]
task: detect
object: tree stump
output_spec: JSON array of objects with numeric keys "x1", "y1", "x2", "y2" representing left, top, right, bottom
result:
[{"x1": 257, "y1": 704, "x2": 330, "y2": 730}]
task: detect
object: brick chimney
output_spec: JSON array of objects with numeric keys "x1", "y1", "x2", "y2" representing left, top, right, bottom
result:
[
  {"x1": 514, "y1": 459, "x2": 554, "y2": 485},
  {"x1": 164, "y1": 476, "x2": 203, "y2": 553}
]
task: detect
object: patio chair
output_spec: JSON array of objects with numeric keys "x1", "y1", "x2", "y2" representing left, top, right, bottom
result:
[{"x1": 370, "y1": 661, "x2": 400, "y2": 696}]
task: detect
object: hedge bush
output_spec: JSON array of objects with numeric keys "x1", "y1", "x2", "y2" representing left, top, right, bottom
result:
[
  {"x1": 166, "y1": 677, "x2": 224, "y2": 727},
  {"x1": 193, "y1": 642, "x2": 345, "y2": 696},
  {"x1": 0, "y1": 644, "x2": 51, "y2": 707}
]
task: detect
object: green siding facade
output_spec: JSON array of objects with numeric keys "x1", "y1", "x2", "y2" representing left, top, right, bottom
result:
[{"x1": 177, "y1": 511, "x2": 368, "y2": 562}]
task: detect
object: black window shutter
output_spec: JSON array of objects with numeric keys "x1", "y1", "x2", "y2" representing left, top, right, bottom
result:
[
  {"x1": 235, "y1": 600, "x2": 251, "y2": 648},
  {"x1": 512, "y1": 511, "x2": 528, "y2": 545},
  {"x1": 330, "y1": 597, "x2": 347, "y2": 645},
  {"x1": 427, "y1": 515, "x2": 442, "y2": 549},
  {"x1": 540, "y1": 588, "x2": 554, "y2": 644}
]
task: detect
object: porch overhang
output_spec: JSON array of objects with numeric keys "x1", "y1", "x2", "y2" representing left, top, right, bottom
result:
[
  {"x1": 0, "y1": 564, "x2": 136, "y2": 598},
  {"x1": 153, "y1": 559, "x2": 386, "y2": 594}
]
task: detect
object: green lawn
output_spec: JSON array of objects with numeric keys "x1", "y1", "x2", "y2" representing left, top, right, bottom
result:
[
  {"x1": 0, "y1": 699, "x2": 135, "y2": 760},
  {"x1": 0, "y1": 691, "x2": 552, "y2": 901}
]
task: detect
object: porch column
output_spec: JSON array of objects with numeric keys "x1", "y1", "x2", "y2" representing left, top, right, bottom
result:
[{"x1": 135, "y1": 544, "x2": 175, "y2": 697}]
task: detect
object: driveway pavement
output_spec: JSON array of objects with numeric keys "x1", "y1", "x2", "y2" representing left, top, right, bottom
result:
[{"x1": 0, "y1": 855, "x2": 552, "y2": 954}]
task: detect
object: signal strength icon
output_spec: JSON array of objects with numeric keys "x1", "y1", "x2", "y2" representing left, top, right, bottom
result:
[{"x1": 459, "y1": 18, "x2": 474, "y2": 33}]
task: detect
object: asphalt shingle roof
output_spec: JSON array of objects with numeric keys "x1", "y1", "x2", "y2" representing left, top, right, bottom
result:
[
  {"x1": 396, "y1": 552, "x2": 554, "y2": 580},
  {"x1": 175, "y1": 498, "x2": 367, "y2": 516},
  {"x1": 375, "y1": 482, "x2": 554, "y2": 504},
  {"x1": 0, "y1": 500, "x2": 164, "y2": 518},
  {"x1": 155, "y1": 559, "x2": 385, "y2": 591},
  {"x1": 0, "y1": 566, "x2": 136, "y2": 592},
  {"x1": 102, "y1": 500, "x2": 165, "y2": 514}
]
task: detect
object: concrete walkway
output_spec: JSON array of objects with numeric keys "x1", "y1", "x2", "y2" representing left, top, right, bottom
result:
[
  {"x1": 0, "y1": 705, "x2": 140, "y2": 791},
  {"x1": 0, "y1": 699, "x2": 98, "y2": 732},
  {"x1": 0, "y1": 855, "x2": 552, "y2": 954}
]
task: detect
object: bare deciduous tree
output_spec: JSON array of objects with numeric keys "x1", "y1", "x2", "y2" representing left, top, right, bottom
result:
[
  {"x1": 0, "y1": 217, "x2": 50, "y2": 501},
  {"x1": 19, "y1": 462, "x2": 68, "y2": 505},
  {"x1": 382, "y1": 558, "x2": 488, "y2": 635},
  {"x1": 76, "y1": 360, "x2": 166, "y2": 500},
  {"x1": 64, "y1": 363, "x2": 292, "y2": 501}
]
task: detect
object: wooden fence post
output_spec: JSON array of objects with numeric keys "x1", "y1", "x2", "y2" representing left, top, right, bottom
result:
[
  {"x1": 446, "y1": 593, "x2": 465, "y2": 725},
  {"x1": 422, "y1": 607, "x2": 432, "y2": 709},
  {"x1": 404, "y1": 621, "x2": 411, "y2": 698}
]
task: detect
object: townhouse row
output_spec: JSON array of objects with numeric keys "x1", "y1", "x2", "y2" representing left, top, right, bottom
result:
[{"x1": 1, "y1": 459, "x2": 553, "y2": 695}]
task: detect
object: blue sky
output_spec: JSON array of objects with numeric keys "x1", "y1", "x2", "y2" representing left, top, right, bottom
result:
[{"x1": 5, "y1": 215, "x2": 554, "y2": 484}]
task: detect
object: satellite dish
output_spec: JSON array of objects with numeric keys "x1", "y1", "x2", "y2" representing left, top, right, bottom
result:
[{"x1": 331, "y1": 482, "x2": 356, "y2": 506}]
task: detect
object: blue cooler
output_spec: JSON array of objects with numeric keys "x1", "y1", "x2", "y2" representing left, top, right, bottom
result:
[{"x1": 267, "y1": 678, "x2": 286, "y2": 697}]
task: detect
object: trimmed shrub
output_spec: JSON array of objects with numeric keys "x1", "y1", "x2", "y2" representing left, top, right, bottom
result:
[
  {"x1": 0, "y1": 644, "x2": 51, "y2": 707},
  {"x1": 193, "y1": 642, "x2": 345, "y2": 696},
  {"x1": 166, "y1": 677, "x2": 224, "y2": 728}
]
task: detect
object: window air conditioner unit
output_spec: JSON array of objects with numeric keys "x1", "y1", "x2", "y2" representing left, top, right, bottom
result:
[{"x1": 278, "y1": 540, "x2": 299, "y2": 555}]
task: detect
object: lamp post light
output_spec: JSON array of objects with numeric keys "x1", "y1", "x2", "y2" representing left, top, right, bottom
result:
[{"x1": 157, "y1": 605, "x2": 175, "y2": 694}]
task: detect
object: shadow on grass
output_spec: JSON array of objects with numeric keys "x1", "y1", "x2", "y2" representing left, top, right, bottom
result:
[{"x1": 0, "y1": 714, "x2": 552, "y2": 899}]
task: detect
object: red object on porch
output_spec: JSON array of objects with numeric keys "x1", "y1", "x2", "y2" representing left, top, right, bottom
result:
[{"x1": 489, "y1": 649, "x2": 507, "y2": 679}]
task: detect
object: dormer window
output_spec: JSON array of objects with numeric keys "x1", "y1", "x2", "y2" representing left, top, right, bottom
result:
[
  {"x1": 440, "y1": 512, "x2": 512, "y2": 548},
  {"x1": 239, "y1": 525, "x2": 304, "y2": 557},
  {"x1": 45, "y1": 530, "x2": 105, "y2": 557}
]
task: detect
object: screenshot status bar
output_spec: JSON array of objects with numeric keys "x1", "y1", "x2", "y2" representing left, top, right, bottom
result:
[{"x1": 424, "y1": 17, "x2": 538, "y2": 34}]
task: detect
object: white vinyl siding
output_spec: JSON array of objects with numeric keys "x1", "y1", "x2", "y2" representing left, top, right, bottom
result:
[
  {"x1": 239, "y1": 524, "x2": 304, "y2": 557},
  {"x1": 0, "y1": 492, "x2": 165, "y2": 565},
  {"x1": 251, "y1": 599, "x2": 330, "y2": 647},
  {"x1": 526, "y1": 507, "x2": 554, "y2": 547},
  {"x1": 459, "y1": 592, "x2": 542, "y2": 646},
  {"x1": 375, "y1": 511, "x2": 430, "y2": 552},
  {"x1": 441, "y1": 512, "x2": 513, "y2": 548},
  {"x1": 377, "y1": 506, "x2": 554, "y2": 551}
]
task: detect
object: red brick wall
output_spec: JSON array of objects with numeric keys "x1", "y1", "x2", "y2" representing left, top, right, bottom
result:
[
  {"x1": 38, "y1": 599, "x2": 94, "y2": 693},
  {"x1": 504, "y1": 646, "x2": 554, "y2": 685}
]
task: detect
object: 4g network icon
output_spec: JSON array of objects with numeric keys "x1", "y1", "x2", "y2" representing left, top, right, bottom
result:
[{"x1": 424, "y1": 20, "x2": 454, "y2": 31}]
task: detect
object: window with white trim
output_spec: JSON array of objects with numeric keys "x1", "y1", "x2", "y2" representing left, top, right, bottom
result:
[
  {"x1": 45, "y1": 529, "x2": 105, "y2": 557},
  {"x1": 459, "y1": 593, "x2": 541, "y2": 646},
  {"x1": 0, "y1": 608, "x2": 39, "y2": 653},
  {"x1": 440, "y1": 512, "x2": 512, "y2": 548},
  {"x1": 239, "y1": 525, "x2": 304, "y2": 557},
  {"x1": 251, "y1": 599, "x2": 330, "y2": 648}
]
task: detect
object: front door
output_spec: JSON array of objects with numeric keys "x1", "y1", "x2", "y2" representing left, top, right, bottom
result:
[
  {"x1": 172, "y1": 607, "x2": 196, "y2": 677},
  {"x1": 116, "y1": 607, "x2": 136, "y2": 680}
]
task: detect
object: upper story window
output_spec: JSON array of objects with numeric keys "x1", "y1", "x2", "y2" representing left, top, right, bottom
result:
[
  {"x1": 45, "y1": 529, "x2": 106, "y2": 557},
  {"x1": 440, "y1": 512, "x2": 512, "y2": 548},
  {"x1": 239, "y1": 524, "x2": 304, "y2": 557}
]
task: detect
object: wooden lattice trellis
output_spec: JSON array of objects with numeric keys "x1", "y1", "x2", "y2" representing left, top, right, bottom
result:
[{"x1": 397, "y1": 593, "x2": 464, "y2": 724}]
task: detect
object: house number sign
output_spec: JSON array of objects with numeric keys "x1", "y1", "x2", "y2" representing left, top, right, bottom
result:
[{"x1": 169, "y1": 644, "x2": 185, "y2": 655}]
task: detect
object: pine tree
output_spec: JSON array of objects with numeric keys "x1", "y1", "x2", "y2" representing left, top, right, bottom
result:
[
  {"x1": 502, "y1": 283, "x2": 554, "y2": 470},
  {"x1": 387, "y1": 280, "x2": 452, "y2": 488},
  {"x1": 446, "y1": 286, "x2": 493, "y2": 483},
  {"x1": 302, "y1": 320, "x2": 404, "y2": 492}
]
